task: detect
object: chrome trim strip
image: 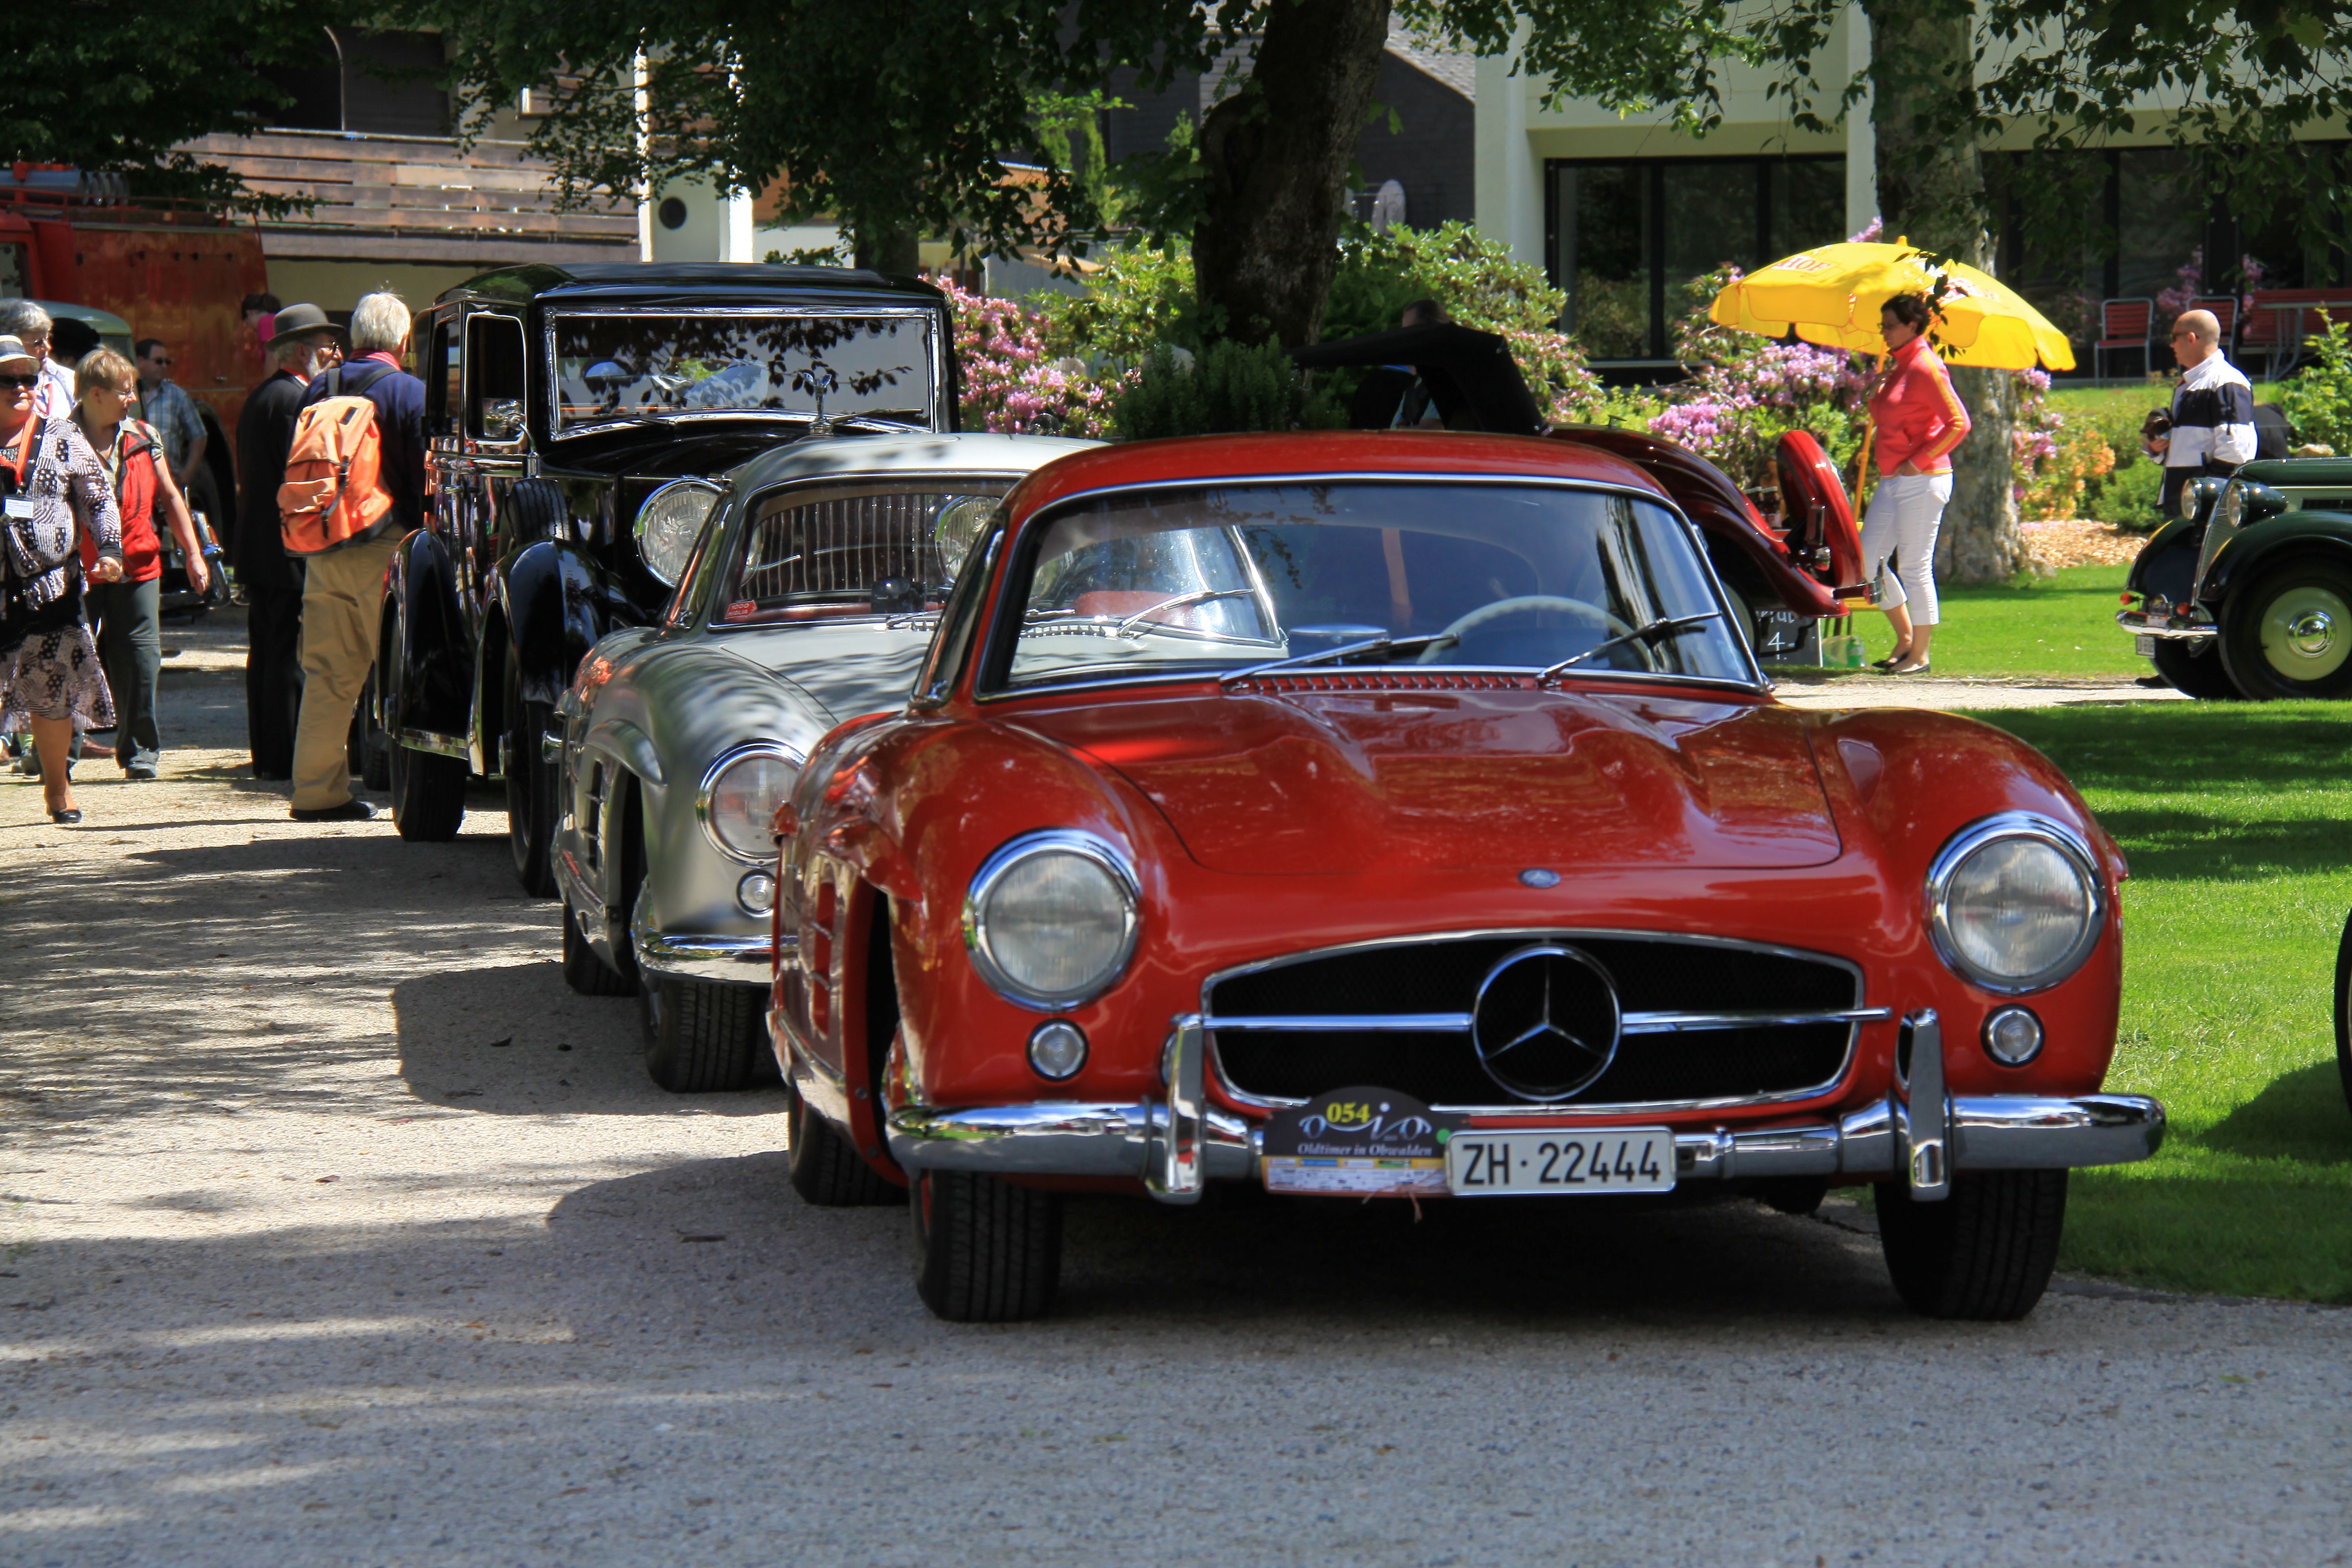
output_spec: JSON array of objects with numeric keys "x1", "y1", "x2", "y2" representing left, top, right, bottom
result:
[
  {"x1": 397, "y1": 726, "x2": 470, "y2": 759},
  {"x1": 880, "y1": 1090, "x2": 2162, "y2": 1186},
  {"x1": 1200, "y1": 928, "x2": 1869, "y2": 1115},
  {"x1": 1206, "y1": 1012, "x2": 1474, "y2": 1032},
  {"x1": 1894, "y1": 1009, "x2": 1951, "y2": 1201},
  {"x1": 1924, "y1": 813, "x2": 2106, "y2": 996},
  {"x1": 2115, "y1": 610, "x2": 2217, "y2": 641},
  {"x1": 695, "y1": 740, "x2": 806, "y2": 868}
]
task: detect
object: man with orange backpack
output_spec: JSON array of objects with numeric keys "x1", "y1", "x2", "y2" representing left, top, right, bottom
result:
[{"x1": 281, "y1": 292, "x2": 426, "y2": 822}]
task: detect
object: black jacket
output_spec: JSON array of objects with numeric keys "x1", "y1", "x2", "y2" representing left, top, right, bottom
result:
[{"x1": 234, "y1": 368, "x2": 308, "y2": 588}]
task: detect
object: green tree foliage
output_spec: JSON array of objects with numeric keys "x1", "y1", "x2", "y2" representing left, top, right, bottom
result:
[
  {"x1": 2274, "y1": 318, "x2": 2352, "y2": 457},
  {"x1": 408, "y1": 1, "x2": 1208, "y2": 270},
  {"x1": 4, "y1": 1, "x2": 345, "y2": 213},
  {"x1": 1114, "y1": 340, "x2": 1341, "y2": 439}
]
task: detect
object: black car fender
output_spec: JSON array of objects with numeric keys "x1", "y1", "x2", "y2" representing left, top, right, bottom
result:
[
  {"x1": 488, "y1": 539, "x2": 623, "y2": 749},
  {"x1": 2197, "y1": 513, "x2": 2352, "y2": 607},
  {"x1": 384, "y1": 528, "x2": 472, "y2": 743}
]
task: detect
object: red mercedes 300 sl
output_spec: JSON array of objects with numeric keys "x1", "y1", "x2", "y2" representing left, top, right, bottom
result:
[{"x1": 766, "y1": 432, "x2": 2163, "y2": 1323}]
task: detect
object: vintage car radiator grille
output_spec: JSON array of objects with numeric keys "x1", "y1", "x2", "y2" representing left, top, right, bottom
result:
[
  {"x1": 1206, "y1": 934, "x2": 1866, "y2": 1111},
  {"x1": 739, "y1": 490, "x2": 957, "y2": 600}
]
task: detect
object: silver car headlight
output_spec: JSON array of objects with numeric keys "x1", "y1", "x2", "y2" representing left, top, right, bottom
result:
[
  {"x1": 1927, "y1": 813, "x2": 2104, "y2": 994},
  {"x1": 698, "y1": 743, "x2": 802, "y2": 865},
  {"x1": 964, "y1": 831, "x2": 1140, "y2": 1009},
  {"x1": 636, "y1": 478, "x2": 722, "y2": 587}
]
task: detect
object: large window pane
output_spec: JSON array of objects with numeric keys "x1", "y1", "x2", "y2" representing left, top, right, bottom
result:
[
  {"x1": 1661, "y1": 162, "x2": 1760, "y2": 294},
  {"x1": 1560, "y1": 164, "x2": 1650, "y2": 360},
  {"x1": 1770, "y1": 160, "x2": 1848, "y2": 258},
  {"x1": 2116, "y1": 149, "x2": 2202, "y2": 303}
]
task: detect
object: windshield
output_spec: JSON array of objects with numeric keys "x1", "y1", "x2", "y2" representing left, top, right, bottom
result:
[
  {"x1": 549, "y1": 311, "x2": 937, "y2": 435},
  {"x1": 991, "y1": 481, "x2": 1749, "y2": 692},
  {"x1": 714, "y1": 478, "x2": 1012, "y2": 625}
]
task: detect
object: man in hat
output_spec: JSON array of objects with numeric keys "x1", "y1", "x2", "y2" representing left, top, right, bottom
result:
[{"x1": 235, "y1": 303, "x2": 340, "y2": 780}]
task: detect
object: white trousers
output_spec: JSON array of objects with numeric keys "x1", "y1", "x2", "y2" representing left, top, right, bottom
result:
[{"x1": 1860, "y1": 471, "x2": 1953, "y2": 626}]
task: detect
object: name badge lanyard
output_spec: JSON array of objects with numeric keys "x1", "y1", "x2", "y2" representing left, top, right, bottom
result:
[{"x1": 2, "y1": 411, "x2": 40, "y2": 492}]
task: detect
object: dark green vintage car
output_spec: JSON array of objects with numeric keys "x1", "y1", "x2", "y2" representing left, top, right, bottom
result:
[{"x1": 2121, "y1": 458, "x2": 2352, "y2": 699}]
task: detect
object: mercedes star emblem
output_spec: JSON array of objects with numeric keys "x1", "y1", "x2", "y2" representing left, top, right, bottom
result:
[{"x1": 1469, "y1": 943, "x2": 1621, "y2": 1101}]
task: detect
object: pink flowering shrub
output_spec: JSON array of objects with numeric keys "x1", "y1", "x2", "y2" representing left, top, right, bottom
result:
[{"x1": 937, "y1": 279, "x2": 1131, "y2": 439}]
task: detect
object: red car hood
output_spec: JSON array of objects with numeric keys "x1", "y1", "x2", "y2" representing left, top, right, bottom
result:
[{"x1": 1015, "y1": 685, "x2": 1843, "y2": 876}]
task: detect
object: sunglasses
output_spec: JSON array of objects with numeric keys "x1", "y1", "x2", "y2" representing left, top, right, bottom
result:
[
  {"x1": 143, "y1": 355, "x2": 172, "y2": 367},
  {"x1": 0, "y1": 374, "x2": 39, "y2": 390}
]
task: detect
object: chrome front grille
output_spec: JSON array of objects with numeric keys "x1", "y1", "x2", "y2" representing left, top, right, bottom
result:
[
  {"x1": 1204, "y1": 931, "x2": 1879, "y2": 1113},
  {"x1": 738, "y1": 489, "x2": 957, "y2": 600}
]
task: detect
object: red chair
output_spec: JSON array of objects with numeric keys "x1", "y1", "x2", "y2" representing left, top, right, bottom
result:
[
  {"x1": 2239, "y1": 289, "x2": 2352, "y2": 378},
  {"x1": 2094, "y1": 298, "x2": 2156, "y2": 380}
]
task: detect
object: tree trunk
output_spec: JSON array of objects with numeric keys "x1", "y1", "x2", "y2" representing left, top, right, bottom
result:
[
  {"x1": 853, "y1": 217, "x2": 922, "y2": 276},
  {"x1": 1862, "y1": 0, "x2": 2027, "y2": 584},
  {"x1": 1192, "y1": 0, "x2": 1391, "y2": 345}
]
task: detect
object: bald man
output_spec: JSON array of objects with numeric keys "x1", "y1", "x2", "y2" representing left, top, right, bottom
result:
[{"x1": 2146, "y1": 308, "x2": 2256, "y2": 518}]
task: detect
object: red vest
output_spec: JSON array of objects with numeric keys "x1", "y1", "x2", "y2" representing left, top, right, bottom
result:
[{"x1": 80, "y1": 419, "x2": 164, "y2": 583}]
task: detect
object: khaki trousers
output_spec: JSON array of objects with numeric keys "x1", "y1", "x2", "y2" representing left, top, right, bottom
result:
[{"x1": 290, "y1": 535, "x2": 399, "y2": 811}]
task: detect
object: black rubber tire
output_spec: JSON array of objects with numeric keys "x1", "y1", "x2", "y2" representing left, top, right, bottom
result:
[
  {"x1": 503, "y1": 658, "x2": 558, "y2": 898},
  {"x1": 384, "y1": 613, "x2": 467, "y2": 841},
  {"x1": 355, "y1": 666, "x2": 392, "y2": 789},
  {"x1": 2151, "y1": 637, "x2": 2240, "y2": 699},
  {"x1": 787, "y1": 1082, "x2": 900, "y2": 1206},
  {"x1": 2218, "y1": 559, "x2": 2352, "y2": 700},
  {"x1": 1877, "y1": 1169, "x2": 2068, "y2": 1320},
  {"x1": 388, "y1": 732, "x2": 467, "y2": 841},
  {"x1": 561, "y1": 897, "x2": 635, "y2": 997},
  {"x1": 2334, "y1": 907, "x2": 2352, "y2": 1117},
  {"x1": 911, "y1": 1169, "x2": 1063, "y2": 1323},
  {"x1": 639, "y1": 972, "x2": 763, "y2": 1092}
]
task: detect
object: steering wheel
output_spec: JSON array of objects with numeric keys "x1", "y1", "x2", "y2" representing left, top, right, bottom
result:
[{"x1": 1418, "y1": 595, "x2": 1646, "y2": 669}]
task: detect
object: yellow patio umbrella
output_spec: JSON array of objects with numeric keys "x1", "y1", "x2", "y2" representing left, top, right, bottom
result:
[{"x1": 1710, "y1": 238, "x2": 2077, "y2": 371}]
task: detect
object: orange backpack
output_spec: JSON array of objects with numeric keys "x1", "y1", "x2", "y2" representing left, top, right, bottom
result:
[{"x1": 278, "y1": 365, "x2": 395, "y2": 555}]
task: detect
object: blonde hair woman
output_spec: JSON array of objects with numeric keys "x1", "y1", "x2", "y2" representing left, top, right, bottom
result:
[{"x1": 74, "y1": 347, "x2": 210, "y2": 780}]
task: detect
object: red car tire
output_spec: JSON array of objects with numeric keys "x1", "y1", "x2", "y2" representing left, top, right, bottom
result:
[
  {"x1": 912, "y1": 1170, "x2": 1062, "y2": 1323},
  {"x1": 1876, "y1": 1169, "x2": 2068, "y2": 1320}
]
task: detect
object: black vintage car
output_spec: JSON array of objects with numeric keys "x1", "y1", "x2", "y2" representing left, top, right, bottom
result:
[
  {"x1": 372, "y1": 262, "x2": 958, "y2": 892},
  {"x1": 2119, "y1": 458, "x2": 2352, "y2": 699}
]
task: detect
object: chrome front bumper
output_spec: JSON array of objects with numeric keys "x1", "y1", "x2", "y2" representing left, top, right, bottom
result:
[
  {"x1": 2116, "y1": 608, "x2": 2216, "y2": 642},
  {"x1": 884, "y1": 1011, "x2": 2167, "y2": 1206}
]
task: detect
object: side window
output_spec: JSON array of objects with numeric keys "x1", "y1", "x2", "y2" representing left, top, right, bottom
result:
[
  {"x1": 466, "y1": 315, "x2": 527, "y2": 443},
  {"x1": 912, "y1": 518, "x2": 1005, "y2": 706},
  {"x1": 426, "y1": 317, "x2": 459, "y2": 437}
]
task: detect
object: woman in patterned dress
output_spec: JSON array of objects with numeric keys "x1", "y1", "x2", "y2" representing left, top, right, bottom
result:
[{"x1": 0, "y1": 334, "x2": 124, "y2": 823}]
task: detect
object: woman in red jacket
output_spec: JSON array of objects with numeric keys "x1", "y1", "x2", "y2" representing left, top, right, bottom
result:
[{"x1": 1863, "y1": 292, "x2": 1971, "y2": 674}]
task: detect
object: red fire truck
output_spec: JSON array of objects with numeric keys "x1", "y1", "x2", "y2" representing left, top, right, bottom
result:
[{"x1": 2, "y1": 166, "x2": 269, "y2": 532}]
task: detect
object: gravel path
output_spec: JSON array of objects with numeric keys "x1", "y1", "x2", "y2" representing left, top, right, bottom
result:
[{"x1": 2, "y1": 614, "x2": 2342, "y2": 1568}]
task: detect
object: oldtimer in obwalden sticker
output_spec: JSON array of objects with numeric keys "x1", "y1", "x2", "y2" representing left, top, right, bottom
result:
[{"x1": 1262, "y1": 1088, "x2": 1462, "y2": 1196}]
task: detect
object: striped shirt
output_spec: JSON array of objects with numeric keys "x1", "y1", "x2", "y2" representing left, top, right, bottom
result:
[{"x1": 2164, "y1": 353, "x2": 2257, "y2": 470}]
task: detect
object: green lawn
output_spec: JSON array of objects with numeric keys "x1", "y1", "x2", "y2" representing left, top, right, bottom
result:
[
  {"x1": 1975, "y1": 703, "x2": 2352, "y2": 1302},
  {"x1": 1816, "y1": 563, "x2": 2145, "y2": 678}
]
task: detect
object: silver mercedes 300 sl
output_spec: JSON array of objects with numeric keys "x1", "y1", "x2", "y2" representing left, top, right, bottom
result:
[{"x1": 551, "y1": 432, "x2": 1098, "y2": 1090}]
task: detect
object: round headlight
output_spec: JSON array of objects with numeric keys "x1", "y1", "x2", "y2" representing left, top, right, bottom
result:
[
  {"x1": 699, "y1": 746, "x2": 801, "y2": 864},
  {"x1": 2215, "y1": 482, "x2": 2244, "y2": 534},
  {"x1": 933, "y1": 496, "x2": 997, "y2": 582},
  {"x1": 964, "y1": 832, "x2": 1139, "y2": 1009},
  {"x1": 636, "y1": 479, "x2": 722, "y2": 587},
  {"x1": 1928, "y1": 815, "x2": 2103, "y2": 993}
]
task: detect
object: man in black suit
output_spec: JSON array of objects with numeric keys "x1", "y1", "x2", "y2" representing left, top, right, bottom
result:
[{"x1": 234, "y1": 304, "x2": 340, "y2": 780}]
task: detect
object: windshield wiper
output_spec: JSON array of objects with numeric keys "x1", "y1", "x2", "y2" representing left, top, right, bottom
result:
[
  {"x1": 1115, "y1": 588, "x2": 1259, "y2": 638},
  {"x1": 1219, "y1": 632, "x2": 1458, "y2": 686},
  {"x1": 1535, "y1": 611, "x2": 1723, "y2": 686}
]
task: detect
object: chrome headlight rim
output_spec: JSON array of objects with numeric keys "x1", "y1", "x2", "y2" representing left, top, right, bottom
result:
[
  {"x1": 1926, "y1": 811, "x2": 2105, "y2": 996},
  {"x1": 962, "y1": 829, "x2": 1141, "y2": 1011},
  {"x1": 695, "y1": 740, "x2": 805, "y2": 867},
  {"x1": 635, "y1": 477, "x2": 724, "y2": 588}
]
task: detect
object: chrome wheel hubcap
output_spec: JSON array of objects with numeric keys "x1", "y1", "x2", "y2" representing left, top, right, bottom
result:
[{"x1": 2260, "y1": 584, "x2": 2352, "y2": 679}]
